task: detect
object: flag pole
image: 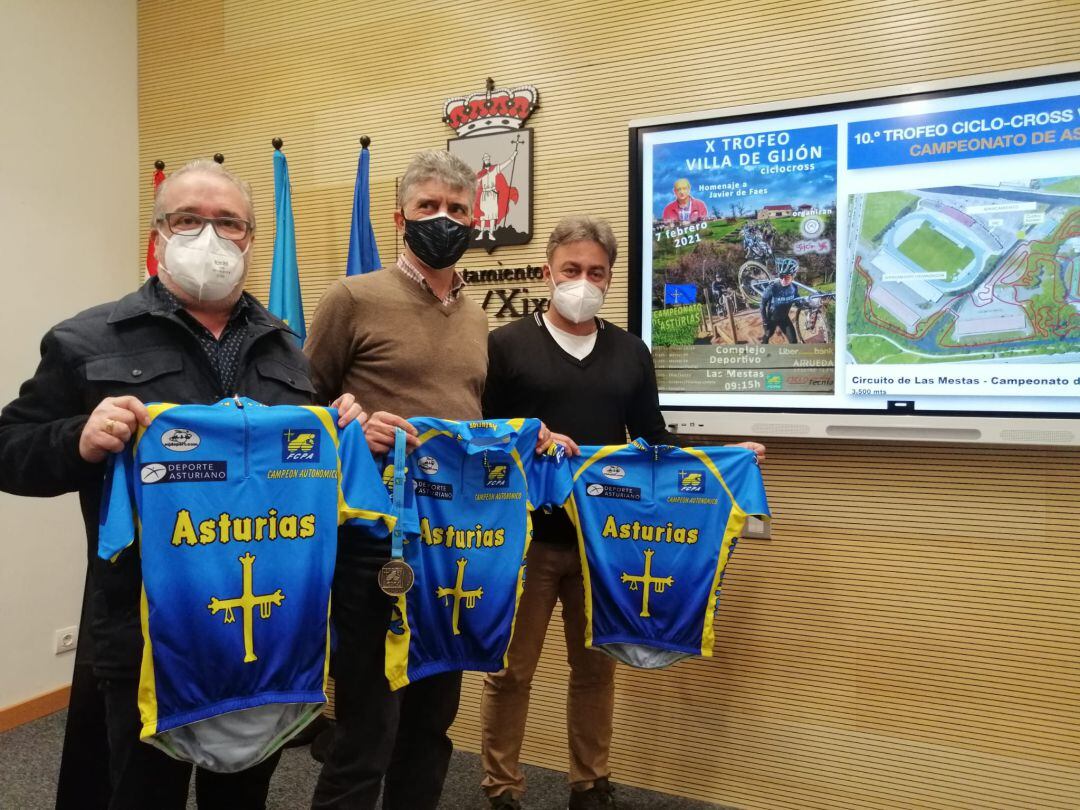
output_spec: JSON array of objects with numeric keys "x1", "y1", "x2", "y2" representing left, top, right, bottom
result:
[{"x1": 503, "y1": 133, "x2": 525, "y2": 228}]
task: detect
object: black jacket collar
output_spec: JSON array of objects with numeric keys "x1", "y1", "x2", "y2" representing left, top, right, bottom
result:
[{"x1": 106, "y1": 277, "x2": 297, "y2": 338}]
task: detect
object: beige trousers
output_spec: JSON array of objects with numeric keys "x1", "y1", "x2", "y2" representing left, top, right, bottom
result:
[{"x1": 480, "y1": 541, "x2": 616, "y2": 799}]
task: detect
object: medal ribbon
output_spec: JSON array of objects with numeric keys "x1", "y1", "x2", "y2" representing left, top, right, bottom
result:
[{"x1": 391, "y1": 426, "x2": 406, "y2": 560}]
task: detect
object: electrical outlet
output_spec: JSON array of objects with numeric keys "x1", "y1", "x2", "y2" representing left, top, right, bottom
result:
[
  {"x1": 742, "y1": 516, "x2": 771, "y2": 540},
  {"x1": 54, "y1": 625, "x2": 78, "y2": 655}
]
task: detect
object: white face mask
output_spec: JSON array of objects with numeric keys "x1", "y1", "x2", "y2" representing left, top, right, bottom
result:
[
  {"x1": 160, "y1": 225, "x2": 248, "y2": 302},
  {"x1": 550, "y1": 278, "x2": 605, "y2": 324}
]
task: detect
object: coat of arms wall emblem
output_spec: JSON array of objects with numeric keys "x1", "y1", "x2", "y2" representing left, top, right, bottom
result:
[{"x1": 445, "y1": 79, "x2": 538, "y2": 253}]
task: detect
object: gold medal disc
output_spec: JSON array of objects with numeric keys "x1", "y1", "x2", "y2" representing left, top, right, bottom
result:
[{"x1": 378, "y1": 559, "x2": 415, "y2": 596}]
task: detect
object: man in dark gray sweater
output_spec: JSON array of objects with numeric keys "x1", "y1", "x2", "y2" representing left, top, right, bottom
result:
[{"x1": 479, "y1": 216, "x2": 764, "y2": 810}]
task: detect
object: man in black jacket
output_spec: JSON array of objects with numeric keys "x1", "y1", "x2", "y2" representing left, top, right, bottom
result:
[
  {"x1": 0, "y1": 158, "x2": 361, "y2": 810},
  {"x1": 479, "y1": 216, "x2": 764, "y2": 810}
]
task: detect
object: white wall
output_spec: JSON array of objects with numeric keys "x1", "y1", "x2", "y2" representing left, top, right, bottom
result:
[{"x1": 0, "y1": 0, "x2": 138, "y2": 708}]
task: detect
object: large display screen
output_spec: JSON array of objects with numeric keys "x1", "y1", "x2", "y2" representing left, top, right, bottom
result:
[{"x1": 631, "y1": 72, "x2": 1080, "y2": 423}]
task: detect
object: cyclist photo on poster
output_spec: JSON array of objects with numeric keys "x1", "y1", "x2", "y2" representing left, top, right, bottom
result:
[{"x1": 752, "y1": 257, "x2": 835, "y2": 344}]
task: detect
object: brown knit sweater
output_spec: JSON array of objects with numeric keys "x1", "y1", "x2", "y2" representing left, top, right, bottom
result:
[{"x1": 304, "y1": 267, "x2": 488, "y2": 420}]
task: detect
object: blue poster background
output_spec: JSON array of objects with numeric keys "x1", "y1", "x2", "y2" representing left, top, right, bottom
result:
[
  {"x1": 848, "y1": 94, "x2": 1080, "y2": 169},
  {"x1": 651, "y1": 125, "x2": 837, "y2": 218}
]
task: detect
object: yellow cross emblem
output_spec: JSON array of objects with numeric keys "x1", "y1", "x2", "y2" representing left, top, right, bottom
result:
[
  {"x1": 207, "y1": 553, "x2": 285, "y2": 663},
  {"x1": 620, "y1": 548, "x2": 674, "y2": 618},
  {"x1": 435, "y1": 557, "x2": 483, "y2": 635}
]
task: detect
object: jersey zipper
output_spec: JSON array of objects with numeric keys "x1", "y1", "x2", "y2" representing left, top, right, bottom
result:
[
  {"x1": 652, "y1": 444, "x2": 659, "y2": 502},
  {"x1": 468, "y1": 447, "x2": 478, "y2": 498},
  {"x1": 235, "y1": 394, "x2": 250, "y2": 479}
]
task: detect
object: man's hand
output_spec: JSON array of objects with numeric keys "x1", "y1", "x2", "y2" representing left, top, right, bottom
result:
[
  {"x1": 544, "y1": 430, "x2": 580, "y2": 457},
  {"x1": 532, "y1": 422, "x2": 552, "y2": 455},
  {"x1": 330, "y1": 393, "x2": 367, "y2": 429},
  {"x1": 727, "y1": 440, "x2": 766, "y2": 462},
  {"x1": 364, "y1": 411, "x2": 419, "y2": 455},
  {"x1": 78, "y1": 396, "x2": 150, "y2": 463}
]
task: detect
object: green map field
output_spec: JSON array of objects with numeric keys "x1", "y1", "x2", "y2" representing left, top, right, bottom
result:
[
  {"x1": 897, "y1": 221, "x2": 974, "y2": 281},
  {"x1": 1045, "y1": 177, "x2": 1080, "y2": 193},
  {"x1": 847, "y1": 182, "x2": 1080, "y2": 366},
  {"x1": 859, "y1": 191, "x2": 917, "y2": 244}
]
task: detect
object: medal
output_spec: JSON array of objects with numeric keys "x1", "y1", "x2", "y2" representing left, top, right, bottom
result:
[
  {"x1": 378, "y1": 558, "x2": 415, "y2": 595},
  {"x1": 381, "y1": 427, "x2": 412, "y2": 596}
]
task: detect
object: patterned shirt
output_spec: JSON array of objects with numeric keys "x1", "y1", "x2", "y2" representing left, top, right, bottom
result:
[
  {"x1": 155, "y1": 282, "x2": 250, "y2": 394},
  {"x1": 396, "y1": 254, "x2": 466, "y2": 306}
]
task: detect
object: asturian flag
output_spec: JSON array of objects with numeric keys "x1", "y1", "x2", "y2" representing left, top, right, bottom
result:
[
  {"x1": 664, "y1": 283, "x2": 697, "y2": 306},
  {"x1": 269, "y1": 147, "x2": 305, "y2": 345},
  {"x1": 146, "y1": 163, "x2": 166, "y2": 277},
  {"x1": 346, "y1": 139, "x2": 381, "y2": 275}
]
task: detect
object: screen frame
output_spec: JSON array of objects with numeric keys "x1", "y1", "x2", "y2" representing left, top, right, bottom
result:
[{"x1": 628, "y1": 62, "x2": 1080, "y2": 444}]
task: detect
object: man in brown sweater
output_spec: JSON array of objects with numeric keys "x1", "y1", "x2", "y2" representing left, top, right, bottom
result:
[{"x1": 304, "y1": 149, "x2": 488, "y2": 810}]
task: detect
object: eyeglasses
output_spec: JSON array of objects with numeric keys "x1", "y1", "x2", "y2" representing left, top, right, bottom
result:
[{"x1": 159, "y1": 212, "x2": 253, "y2": 241}]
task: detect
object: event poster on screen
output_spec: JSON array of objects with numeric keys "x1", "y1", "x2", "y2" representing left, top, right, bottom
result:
[{"x1": 638, "y1": 76, "x2": 1080, "y2": 415}]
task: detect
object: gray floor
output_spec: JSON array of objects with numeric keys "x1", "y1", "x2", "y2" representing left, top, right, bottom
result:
[{"x1": 0, "y1": 710, "x2": 726, "y2": 809}]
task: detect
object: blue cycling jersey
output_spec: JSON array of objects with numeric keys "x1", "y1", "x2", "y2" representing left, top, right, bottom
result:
[
  {"x1": 98, "y1": 398, "x2": 392, "y2": 772},
  {"x1": 384, "y1": 417, "x2": 570, "y2": 689},
  {"x1": 565, "y1": 440, "x2": 770, "y2": 668}
]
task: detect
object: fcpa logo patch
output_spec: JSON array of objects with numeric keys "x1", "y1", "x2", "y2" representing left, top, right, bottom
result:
[
  {"x1": 483, "y1": 456, "x2": 509, "y2": 488},
  {"x1": 678, "y1": 470, "x2": 704, "y2": 493},
  {"x1": 281, "y1": 429, "x2": 320, "y2": 462}
]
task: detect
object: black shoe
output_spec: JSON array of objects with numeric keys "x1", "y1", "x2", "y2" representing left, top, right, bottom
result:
[
  {"x1": 489, "y1": 792, "x2": 521, "y2": 810},
  {"x1": 568, "y1": 777, "x2": 617, "y2": 809}
]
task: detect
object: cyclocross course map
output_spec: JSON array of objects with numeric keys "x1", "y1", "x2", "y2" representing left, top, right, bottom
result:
[{"x1": 847, "y1": 180, "x2": 1080, "y2": 365}]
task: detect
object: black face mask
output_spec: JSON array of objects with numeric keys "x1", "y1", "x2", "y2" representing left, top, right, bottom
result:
[{"x1": 402, "y1": 213, "x2": 472, "y2": 270}]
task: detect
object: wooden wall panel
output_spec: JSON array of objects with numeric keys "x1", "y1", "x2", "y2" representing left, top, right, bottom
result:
[
  {"x1": 452, "y1": 438, "x2": 1080, "y2": 809},
  {"x1": 139, "y1": 2, "x2": 1080, "y2": 807}
]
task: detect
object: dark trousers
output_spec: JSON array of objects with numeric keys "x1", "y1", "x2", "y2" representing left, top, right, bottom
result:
[
  {"x1": 762, "y1": 314, "x2": 797, "y2": 344},
  {"x1": 57, "y1": 569, "x2": 111, "y2": 810},
  {"x1": 312, "y1": 537, "x2": 461, "y2": 810},
  {"x1": 100, "y1": 678, "x2": 280, "y2": 810},
  {"x1": 56, "y1": 661, "x2": 111, "y2": 810}
]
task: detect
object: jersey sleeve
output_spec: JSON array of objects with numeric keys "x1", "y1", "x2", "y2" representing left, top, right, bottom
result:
[
  {"x1": 338, "y1": 420, "x2": 395, "y2": 534},
  {"x1": 760, "y1": 283, "x2": 773, "y2": 315},
  {"x1": 519, "y1": 421, "x2": 573, "y2": 510},
  {"x1": 98, "y1": 447, "x2": 137, "y2": 561},
  {"x1": 707, "y1": 446, "x2": 770, "y2": 518}
]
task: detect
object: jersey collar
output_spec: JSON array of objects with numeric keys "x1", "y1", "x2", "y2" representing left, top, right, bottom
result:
[
  {"x1": 629, "y1": 437, "x2": 679, "y2": 455},
  {"x1": 452, "y1": 419, "x2": 522, "y2": 455}
]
